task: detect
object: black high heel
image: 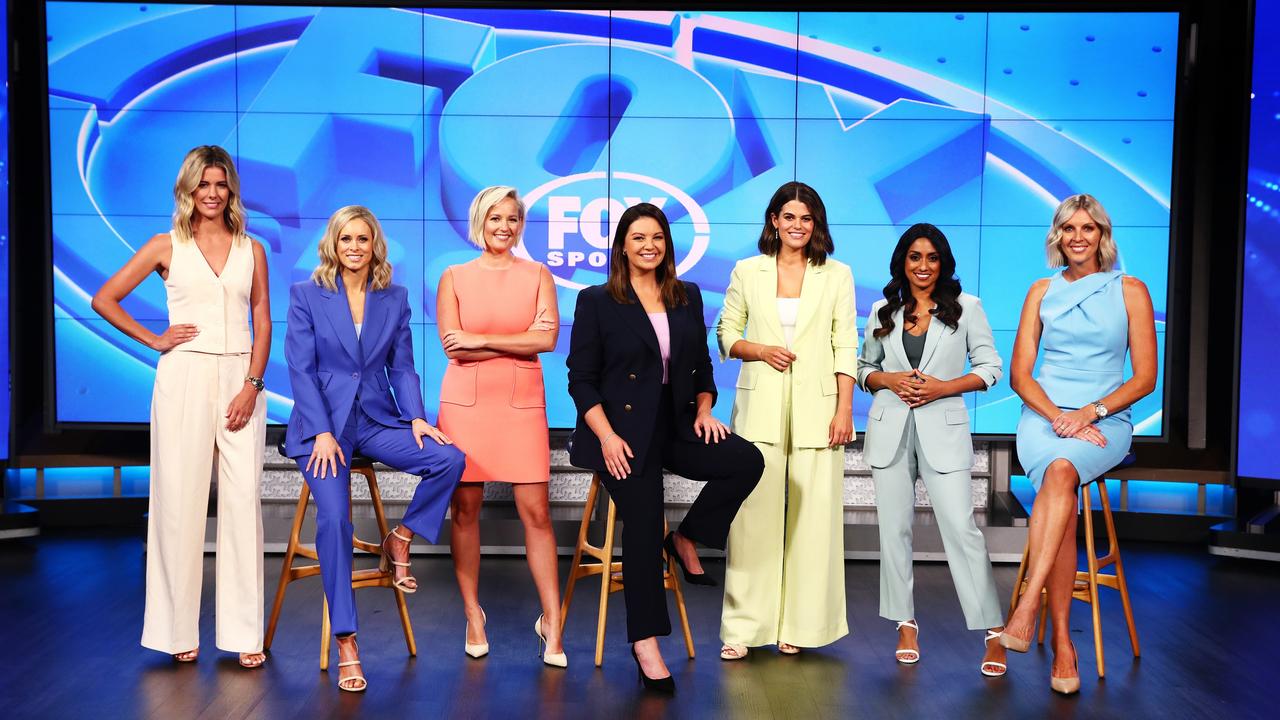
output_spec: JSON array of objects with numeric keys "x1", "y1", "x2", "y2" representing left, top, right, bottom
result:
[
  {"x1": 631, "y1": 645, "x2": 676, "y2": 694},
  {"x1": 664, "y1": 531, "x2": 717, "y2": 587}
]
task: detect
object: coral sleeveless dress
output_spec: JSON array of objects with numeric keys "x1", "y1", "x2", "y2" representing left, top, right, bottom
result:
[
  {"x1": 1015, "y1": 270, "x2": 1132, "y2": 490},
  {"x1": 438, "y1": 258, "x2": 551, "y2": 483}
]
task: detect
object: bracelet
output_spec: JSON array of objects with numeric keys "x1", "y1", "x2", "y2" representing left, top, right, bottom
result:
[
  {"x1": 244, "y1": 375, "x2": 264, "y2": 392},
  {"x1": 757, "y1": 345, "x2": 765, "y2": 361},
  {"x1": 601, "y1": 432, "x2": 617, "y2": 446}
]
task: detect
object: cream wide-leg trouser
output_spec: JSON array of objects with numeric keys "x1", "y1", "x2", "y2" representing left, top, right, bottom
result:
[
  {"x1": 141, "y1": 350, "x2": 266, "y2": 654},
  {"x1": 721, "y1": 371, "x2": 848, "y2": 648}
]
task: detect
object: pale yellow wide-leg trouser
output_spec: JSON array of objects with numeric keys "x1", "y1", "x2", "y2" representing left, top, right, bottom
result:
[
  {"x1": 721, "y1": 373, "x2": 848, "y2": 648},
  {"x1": 141, "y1": 351, "x2": 266, "y2": 654}
]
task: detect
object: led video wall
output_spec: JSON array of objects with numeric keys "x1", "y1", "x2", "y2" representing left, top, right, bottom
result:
[
  {"x1": 46, "y1": 5, "x2": 1177, "y2": 433},
  {"x1": 1, "y1": 7, "x2": 10, "y2": 459},
  {"x1": 1239, "y1": 0, "x2": 1280, "y2": 481}
]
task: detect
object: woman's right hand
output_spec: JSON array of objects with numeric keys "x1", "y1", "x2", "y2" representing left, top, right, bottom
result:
[
  {"x1": 150, "y1": 324, "x2": 199, "y2": 352},
  {"x1": 306, "y1": 432, "x2": 346, "y2": 479},
  {"x1": 600, "y1": 433, "x2": 634, "y2": 480},
  {"x1": 758, "y1": 345, "x2": 797, "y2": 372},
  {"x1": 880, "y1": 371, "x2": 919, "y2": 401}
]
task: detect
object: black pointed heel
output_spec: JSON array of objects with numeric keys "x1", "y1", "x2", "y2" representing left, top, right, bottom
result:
[
  {"x1": 631, "y1": 645, "x2": 676, "y2": 694},
  {"x1": 664, "y1": 531, "x2": 718, "y2": 587}
]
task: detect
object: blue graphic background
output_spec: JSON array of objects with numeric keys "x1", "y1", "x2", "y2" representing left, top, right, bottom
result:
[
  {"x1": 45, "y1": 5, "x2": 1176, "y2": 434},
  {"x1": 1239, "y1": 0, "x2": 1280, "y2": 480}
]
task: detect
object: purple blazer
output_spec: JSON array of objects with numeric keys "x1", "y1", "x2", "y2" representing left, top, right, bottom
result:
[{"x1": 282, "y1": 275, "x2": 427, "y2": 458}]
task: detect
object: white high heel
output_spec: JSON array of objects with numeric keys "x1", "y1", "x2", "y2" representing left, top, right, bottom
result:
[
  {"x1": 981, "y1": 630, "x2": 1008, "y2": 677},
  {"x1": 895, "y1": 620, "x2": 921, "y2": 664},
  {"x1": 465, "y1": 608, "x2": 489, "y2": 658},
  {"x1": 534, "y1": 614, "x2": 567, "y2": 668},
  {"x1": 379, "y1": 528, "x2": 416, "y2": 594}
]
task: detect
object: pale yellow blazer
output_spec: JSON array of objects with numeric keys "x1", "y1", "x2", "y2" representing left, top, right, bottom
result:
[{"x1": 716, "y1": 254, "x2": 858, "y2": 448}]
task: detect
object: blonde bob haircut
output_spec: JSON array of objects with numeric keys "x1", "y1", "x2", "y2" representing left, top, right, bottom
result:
[
  {"x1": 467, "y1": 186, "x2": 525, "y2": 249},
  {"x1": 171, "y1": 145, "x2": 247, "y2": 245},
  {"x1": 1045, "y1": 193, "x2": 1118, "y2": 272},
  {"x1": 311, "y1": 205, "x2": 394, "y2": 292}
]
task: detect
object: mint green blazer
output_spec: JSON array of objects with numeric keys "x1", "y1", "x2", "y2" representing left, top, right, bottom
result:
[
  {"x1": 716, "y1": 254, "x2": 858, "y2": 448},
  {"x1": 856, "y1": 293, "x2": 1002, "y2": 473}
]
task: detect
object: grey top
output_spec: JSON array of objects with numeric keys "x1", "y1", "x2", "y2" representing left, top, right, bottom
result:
[{"x1": 903, "y1": 329, "x2": 927, "y2": 369}]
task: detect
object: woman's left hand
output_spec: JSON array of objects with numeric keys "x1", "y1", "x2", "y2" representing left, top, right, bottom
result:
[
  {"x1": 442, "y1": 330, "x2": 486, "y2": 352},
  {"x1": 411, "y1": 418, "x2": 452, "y2": 448},
  {"x1": 1051, "y1": 407, "x2": 1097, "y2": 438},
  {"x1": 693, "y1": 411, "x2": 729, "y2": 444},
  {"x1": 903, "y1": 371, "x2": 949, "y2": 408},
  {"x1": 828, "y1": 410, "x2": 853, "y2": 448},
  {"x1": 224, "y1": 385, "x2": 259, "y2": 431}
]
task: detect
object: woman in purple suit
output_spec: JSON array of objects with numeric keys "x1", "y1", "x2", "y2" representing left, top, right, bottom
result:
[{"x1": 283, "y1": 205, "x2": 465, "y2": 692}]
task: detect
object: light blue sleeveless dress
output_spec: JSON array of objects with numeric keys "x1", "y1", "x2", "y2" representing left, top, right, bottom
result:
[{"x1": 1016, "y1": 270, "x2": 1131, "y2": 489}]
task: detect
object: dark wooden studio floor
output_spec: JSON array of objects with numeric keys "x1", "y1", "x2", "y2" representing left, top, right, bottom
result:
[{"x1": 1, "y1": 531, "x2": 1276, "y2": 720}]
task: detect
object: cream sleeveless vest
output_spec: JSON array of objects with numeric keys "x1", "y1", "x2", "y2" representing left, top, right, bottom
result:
[{"x1": 164, "y1": 235, "x2": 254, "y2": 354}]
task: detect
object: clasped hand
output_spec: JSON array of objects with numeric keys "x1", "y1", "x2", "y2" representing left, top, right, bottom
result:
[
  {"x1": 1052, "y1": 407, "x2": 1107, "y2": 448},
  {"x1": 888, "y1": 370, "x2": 949, "y2": 408}
]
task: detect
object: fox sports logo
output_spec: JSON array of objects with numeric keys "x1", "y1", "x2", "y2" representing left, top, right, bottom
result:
[{"x1": 515, "y1": 171, "x2": 712, "y2": 290}]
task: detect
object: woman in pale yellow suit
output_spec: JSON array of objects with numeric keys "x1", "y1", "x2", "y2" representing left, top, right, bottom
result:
[{"x1": 717, "y1": 181, "x2": 857, "y2": 659}]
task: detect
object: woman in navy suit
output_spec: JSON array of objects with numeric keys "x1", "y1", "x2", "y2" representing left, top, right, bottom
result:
[
  {"x1": 283, "y1": 205, "x2": 465, "y2": 691},
  {"x1": 567, "y1": 203, "x2": 764, "y2": 693}
]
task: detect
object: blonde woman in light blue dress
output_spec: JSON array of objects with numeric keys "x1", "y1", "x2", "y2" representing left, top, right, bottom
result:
[{"x1": 1000, "y1": 194, "x2": 1157, "y2": 695}]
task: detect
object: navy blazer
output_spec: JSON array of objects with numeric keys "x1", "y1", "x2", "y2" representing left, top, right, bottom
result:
[
  {"x1": 567, "y1": 282, "x2": 718, "y2": 473},
  {"x1": 282, "y1": 276, "x2": 427, "y2": 458}
]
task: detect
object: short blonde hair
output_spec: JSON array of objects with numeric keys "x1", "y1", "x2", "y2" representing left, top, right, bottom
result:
[
  {"x1": 311, "y1": 205, "x2": 393, "y2": 292},
  {"x1": 171, "y1": 145, "x2": 246, "y2": 245},
  {"x1": 1045, "y1": 193, "x2": 1117, "y2": 271},
  {"x1": 467, "y1": 186, "x2": 525, "y2": 249}
]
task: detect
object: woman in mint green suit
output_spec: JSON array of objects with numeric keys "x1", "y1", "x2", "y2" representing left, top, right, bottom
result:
[
  {"x1": 858, "y1": 223, "x2": 1007, "y2": 677},
  {"x1": 1000, "y1": 194, "x2": 1157, "y2": 695}
]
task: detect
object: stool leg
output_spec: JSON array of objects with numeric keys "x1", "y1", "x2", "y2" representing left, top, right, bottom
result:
[
  {"x1": 595, "y1": 498, "x2": 617, "y2": 668},
  {"x1": 364, "y1": 468, "x2": 417, "y2": 658},
  {"x1": 1099, "y1": 483, "x2": 1140, "y2": 658},
  {"x1": 1082, "y1": 484, "x2": 1105, "y2": 678},
  {"x1": 1009, "y1": 539, "x2": 1030, "y2": 615},
  {"x1": 320, "y1": 596, "x2": 331, "y2": 671},
  {"x1": 1037, "y1": 592, "x2": 1049, "y2": 645},
  {"x1": 265, "y1": 483, "x2": 311, "y2": 650},
  {"x1": 664, "y1": 519, "x2": 695, "y2": 659},
  {"x1": 561, "y1": 476, "x2": 599, "y2": 630}
]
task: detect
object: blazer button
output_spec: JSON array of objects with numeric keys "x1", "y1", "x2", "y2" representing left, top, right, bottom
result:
[
  {"x1": 624, "y1": 404, "x2": 632, "y2": 412},
  {"x1": 628, "y1": 373, "x2": 636, "y2": 381},
  {"x1": 691, "y1": 368, "x2": 697, "y2": 374},
  {"x1": 351, "y1": 372, "x2": 360, "y2": 379}
]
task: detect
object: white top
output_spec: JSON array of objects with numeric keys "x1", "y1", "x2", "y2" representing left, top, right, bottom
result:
[
  {"x1": 776, "y1": 297, "x2": 801, "y2": 348},
  {"x1": 647, "y1": 312, "x2": 671, "y2": 384},
  {"x1": 354, "y1": 322, "x2": 363, "y2": 340},
  {"x1": 164, "y1": 234, "x2": 254, "y2": 354}
]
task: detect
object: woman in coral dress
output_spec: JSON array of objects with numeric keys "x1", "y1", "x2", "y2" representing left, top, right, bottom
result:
[{"x1": 436, "y1": 186, "x2": 565, "y2": 666}]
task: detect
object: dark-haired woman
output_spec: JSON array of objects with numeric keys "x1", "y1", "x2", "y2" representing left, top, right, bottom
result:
[
  {"x1": 567, "y1": 203, "x2": 764, "y2": 693},
  {"x1": 857, "y1": 223, "x2": 1007, "y2": 676},
  {"x1": 716, "y1": 181, "x2": 856, "y2": 660}
]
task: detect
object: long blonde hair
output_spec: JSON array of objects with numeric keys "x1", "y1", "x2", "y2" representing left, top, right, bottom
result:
[
  {"x1": 311, "y1": 205, "x2": 394, "y2": 292},
  {"x1": 1045, "y1": 193, "x2": 1118, "y2": 272},
  {"x1": 467, "y1": 186, "x2": 525, "y2": 249},
  {"x1": 170, "y1": 145, "x2": 247, "y2": 244}
]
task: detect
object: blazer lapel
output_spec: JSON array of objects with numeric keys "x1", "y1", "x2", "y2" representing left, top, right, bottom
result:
[
  {"x1": 885, "y1": 306, "x2": 912, "y2": 371},
  {"x1": 918, "y1": 310, "x2": 946, "y2": 371},
  {"x1": 359, "y1": 287, "x2": 391, "y2": 360},
  {"x1": 757, "y1": 259, "x2": 785, "y2": 344},
  {"x1": 791, "y1": 262, "x2": 826, "y2": 343},
  {"x1": 321, "y1": 274, "x2": 361, "y2": 364},
  {"x1": 614, "y1": 287, "x2": 661, "y2": 359}
]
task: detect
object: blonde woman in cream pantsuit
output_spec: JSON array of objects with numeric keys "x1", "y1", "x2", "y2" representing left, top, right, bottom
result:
[
  {"x1": 717, "y1": 182, "x2": 856, "y2": 660},
  {"x1": 857, "y1": 223, "x2": 1006, "y2": 677},
  {"x1": 92, "y1": 146, "x2": 271, "y2": 668}
]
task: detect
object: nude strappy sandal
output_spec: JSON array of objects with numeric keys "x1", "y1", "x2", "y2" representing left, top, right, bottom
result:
[
  {"x1": 380, "y1": 527, "x2": 417, "y2": 593},
  {"x1": 720, "y1": 643, "x2": 748, "y2": 661},
  {"x1": 337, "y1": 660, "x2": 367, "y2": 692},
  {"x1": 980, "y1": 630, "x2": 1008, "y2": 677},
  {"x1": 895, "y1": 620, "x2": 921, "y2": 664}
]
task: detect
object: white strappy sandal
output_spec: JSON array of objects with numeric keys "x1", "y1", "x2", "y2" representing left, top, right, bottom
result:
[
  {"x1": 337, "y1": 660, "x2": 367, "y2": 692},
  {"x1": 380, "y1": 527, "x2": 417, "y2": 594},
  {"x1": 895, "y1": 620, "x2": 921, "y2": 664},
  {"x1": 981, "y1": 630, "x2": 1008, "y2": 677},
  {"x1": 720, "y1": 643, "x2": 748, "y2": 661}
]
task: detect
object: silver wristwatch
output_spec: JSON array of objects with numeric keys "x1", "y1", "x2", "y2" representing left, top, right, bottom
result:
[{"x1": 1092, "y1": 401, "x2": 1108, "y2": 420}]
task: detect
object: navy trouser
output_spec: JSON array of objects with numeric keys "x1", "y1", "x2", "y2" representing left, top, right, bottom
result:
[{"x1": 293, "y1": 405, "x2": 465, "y2": 636}]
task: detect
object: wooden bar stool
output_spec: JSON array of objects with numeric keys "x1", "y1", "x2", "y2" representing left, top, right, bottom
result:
[
  {"x1": 1009, "y1": 455, "x2": 1140, "y2": 678},
  {"x1": 263, "y1": 454, "x2": 416, "y2": 670},
  {"x1": 560, "y1": 473, "x2": 695, "y2": 667}
]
